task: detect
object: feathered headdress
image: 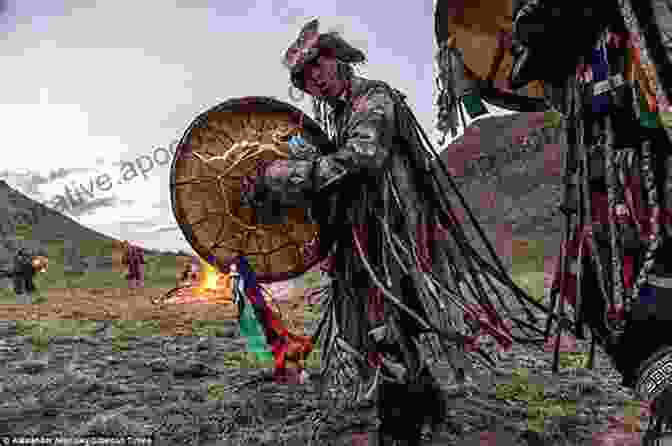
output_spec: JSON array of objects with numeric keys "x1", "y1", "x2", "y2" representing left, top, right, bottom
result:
[{"x1": 282, "y1": 18, "x2": 366, "y2": 92}]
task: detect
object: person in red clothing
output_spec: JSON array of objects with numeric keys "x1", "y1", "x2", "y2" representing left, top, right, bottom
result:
[{"x1": 121, "y1": 241, "x2": 145, "y2": 290}]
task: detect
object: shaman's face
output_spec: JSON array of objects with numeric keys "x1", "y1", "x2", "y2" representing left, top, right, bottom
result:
[{"x1": 302, "y1": 55, "x2": 346, "y2": 99}]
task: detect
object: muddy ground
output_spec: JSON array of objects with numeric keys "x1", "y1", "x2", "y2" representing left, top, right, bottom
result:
[
  {"x1": 0, "y1": 287, "x2": 239, "y2": 336},
  {"x1": 0, "y1": 287, "x2": 654, "y2": 445}
]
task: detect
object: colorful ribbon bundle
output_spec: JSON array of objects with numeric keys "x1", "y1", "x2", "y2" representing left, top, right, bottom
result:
[
  {"x1": 624, "y1": 32, "x2": 672, "y2": 128},
  {"x1": 232, "y1": 256, "x2": 314, "y2": 380}
]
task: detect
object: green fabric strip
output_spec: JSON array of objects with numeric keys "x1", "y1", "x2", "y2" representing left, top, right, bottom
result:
[
  {"x1": 239, "y1": 302, "x2": 273, "y2": 360},
  {"x1": 639, "y1": 89, "x2": 659, "y2": 128},
  {"x1": 462, "y1": 93, "x2": 488, "y2": 119},
  {"x1": 659, "y1": 111, "x2": 672, "y2": 128}
]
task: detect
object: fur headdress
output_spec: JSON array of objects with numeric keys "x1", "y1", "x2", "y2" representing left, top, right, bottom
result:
[{"x1": 282, "y1": 18, "x2": 366, "y2": 92}]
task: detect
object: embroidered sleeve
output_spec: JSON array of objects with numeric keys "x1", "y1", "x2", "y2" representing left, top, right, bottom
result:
[{"x1": 259, "y1": 85, "x2": 394, "y2": 207}]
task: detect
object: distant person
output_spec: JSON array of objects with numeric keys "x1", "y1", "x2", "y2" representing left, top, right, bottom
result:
[
  {"x1": 121, "y1": 241, "x2": 145, "y2": 289},
  {"x1": 12, "y1": 250, "x2": 48, "y2": 304},
  {"x1": 5, "y1": 223, "x2": 48, "y2": 304},
  {"x1": 177, "y1": 258, "x2": 200, "y2": 289},
  {"x1": 177, "y1": 262, "x2": 195, "y2": 286}
]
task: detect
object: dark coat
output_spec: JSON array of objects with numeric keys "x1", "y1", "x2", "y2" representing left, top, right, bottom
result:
[
  {"x1": 253, "y1": 76, "x2": 544, "y2": 388},
  {"x1": 6, "y1": 238, "x2": 47, "y2": 294},
  {"x1": 511, "y1": 0, "x2": 672, "y2": 393}
]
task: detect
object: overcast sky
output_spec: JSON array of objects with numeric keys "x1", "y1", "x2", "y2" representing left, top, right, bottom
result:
[{"x1": 0, "y1": 0, "x2": 513, "y2": 252}]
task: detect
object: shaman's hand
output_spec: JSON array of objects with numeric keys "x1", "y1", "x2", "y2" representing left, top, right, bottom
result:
[
  {"x1": 287, "y1": 135, "x2": 319, "y2": 160},
  {"x1": 240, "y1": 160, "x2": 290, "y2": 224},
  {"x1": 240, "y1": 160, "x2": 272, "y2": 208}
]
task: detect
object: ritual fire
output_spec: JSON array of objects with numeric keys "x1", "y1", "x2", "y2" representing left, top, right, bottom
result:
[
  {"x1": 198, "y1": 260, "x2": 221, "y2": 292},
  {"x1": 153, "y1": 257, "x2": 235, "y2": 306}
]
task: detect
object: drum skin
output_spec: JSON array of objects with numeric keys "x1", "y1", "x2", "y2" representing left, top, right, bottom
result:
[{"x1": 169, "y1": 96, "x2": 334, "y2": 283}]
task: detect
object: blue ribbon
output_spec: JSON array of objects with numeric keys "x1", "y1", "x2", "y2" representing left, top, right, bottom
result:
[
  {"x1": 640, "y1": 285, "x2": 656, "y2": 305},
  {"x1": 237, "y1": 256, "x2": 265, "y2": 308},
  {"x1": 591, "y1": 42, "x2": 611, "y2": 114},
  {"x1": 288, "y1": 135, "x2": 306, "y2": 149},
  {"x1": 236, "y1": 256, "x2": 274, "y2": 360}
]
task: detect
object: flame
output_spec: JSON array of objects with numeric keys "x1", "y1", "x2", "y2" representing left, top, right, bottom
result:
[
  {"x1": 198, "y1": 260, "x2": 220, "y2": 291},
  {"x1": 186, "y1": 258, "x2": 234, "y2": 303}
]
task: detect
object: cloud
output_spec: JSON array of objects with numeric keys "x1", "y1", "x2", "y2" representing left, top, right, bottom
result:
[
  {"x1": 0, "y1": 169, "x2": 56, "y2": 202},
  {"x1": 115, "y1": 219, "x2": 157, "y2": 228},
  {"x1": 0, "y1": 0, "x2": 439, "y2": 254},
  {"x1": 144, "y1": 224, "x2": 179, "y2": 233},
  {"x1": 117, "y1": 199, "x2": 136, "y2": 207},
  {"x1": 66, "y1": 197, "x2": 120, "y2": 217},
  {"x1": 152, "y1": 199, "x2": 171, "y2": 209},
  {"x1": 47, "y1": 167, "x2": 94, "y2": 181}
]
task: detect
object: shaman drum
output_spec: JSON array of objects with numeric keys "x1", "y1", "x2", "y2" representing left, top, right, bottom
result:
[
  {"x1": 169, "y1": 97, "x2": 334, "y2": 283},
  {"x1": 434, "y1": 0, "x2": 545, "y2": 97}
]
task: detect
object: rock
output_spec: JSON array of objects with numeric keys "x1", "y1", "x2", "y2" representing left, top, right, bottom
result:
[
  {"x1": 12, "y1": 359, "x2": 49, "y2": 374},
  {"x1": 0, "y1": 320, "x2": 18, "y2": 337},
  {"x1": 172, "y1": 360, "x2": 219, "y2": 378},
  {"x1": 85, "y1": 256, "x2": 114, "y2": 271},
  {"x1": 71, "y1": 410, "x2": 150, "y2": 437}
]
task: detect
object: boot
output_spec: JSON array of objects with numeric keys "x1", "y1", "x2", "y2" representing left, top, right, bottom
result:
[{"x1": 377, "y1": 366, "x2": 446, "y2": 446}]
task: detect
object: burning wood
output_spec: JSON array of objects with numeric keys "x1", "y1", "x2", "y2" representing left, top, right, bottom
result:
[{"x1": 162, "y1": 257, "x2": 235, "y2": 305}]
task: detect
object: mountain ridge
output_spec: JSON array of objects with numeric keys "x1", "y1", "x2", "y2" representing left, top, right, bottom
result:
[{"x1": 0, "y1": 179, "x2": 179, "y2": 260}]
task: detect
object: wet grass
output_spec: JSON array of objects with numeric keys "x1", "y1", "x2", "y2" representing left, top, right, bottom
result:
[
  {"x1": 15, "y1": 319, "x2": 99, "y2": 353},
  {"x1": 510, "y1": 238, "x2": 548, "y2": 304},
  {"x1": 221, "y1": 351, "x2": 276, "y2": 369},
  {"x1": 15, "y1": 319, "x2": 163, "y2": 353},
  {"x1": 495, "y1": 368, "x2": 578, "y2": 433},
  {"x1": 559, "y1": 352, "x2": 590, "y2": 370},
  {"x1": 191, "y1": 319, "x2": 234, "y2": 338},
  {"x1": 303, "y1": 303, "x2": 321, "y2": 320},
  {"x1": 107, "y1": 320, "x2": 162, "y2": 351},
  {"x1": 206, "y1": 383, "x2": 228, "y2": 401},
  {"x1": 15, "y1": 313, "x2": 324, "y2": 367},
  {"x1": 0, "y1": 245, "x2": 181, "y2": 303}
]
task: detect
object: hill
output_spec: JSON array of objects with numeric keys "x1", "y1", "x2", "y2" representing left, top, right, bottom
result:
[
  {"x1": 0, "y1": 179, "x2": 184, "y2": 293},
  {"x1": 437, "y1": 112, "x2": 564, "y2": 271},
  {"x1": 0, "y1": 179, "x2": 172, "y2": 258}
]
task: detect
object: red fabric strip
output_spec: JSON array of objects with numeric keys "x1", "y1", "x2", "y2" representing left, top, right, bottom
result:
[{"x1": 368, "y1": 287, "x2": 385, "y2": 323}]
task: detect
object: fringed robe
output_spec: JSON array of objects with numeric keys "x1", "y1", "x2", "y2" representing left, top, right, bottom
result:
[
  {"x1": 253, "y1": 75, "x2": 547, "y2": 398},
  {"x1": 511, "y1": 0, "x2": 672, "y2": 400}
]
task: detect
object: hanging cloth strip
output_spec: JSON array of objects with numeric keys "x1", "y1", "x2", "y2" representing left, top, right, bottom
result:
[
  {"x1": 590, "y1": 38, "x2": 612, "y2": 114},
  {"x1": 231, "y1": 262, "x2": 275, "y2": 363},
  {"x1": 626, "y1": 32, "x2": 672, "y2": 128},
  {"x1": 233, "y1": 256, "x2": 316, "y2": 378}
]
